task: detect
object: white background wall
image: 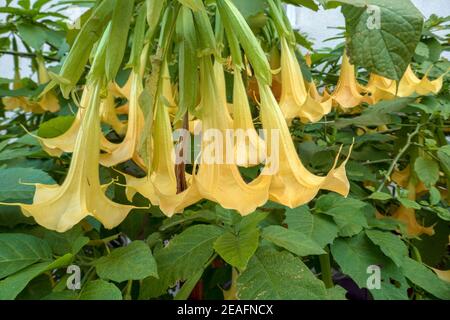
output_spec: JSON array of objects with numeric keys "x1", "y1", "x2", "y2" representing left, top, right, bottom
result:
[{"x1": 0, "y1": 0, "x2": 449, "y2": 80}]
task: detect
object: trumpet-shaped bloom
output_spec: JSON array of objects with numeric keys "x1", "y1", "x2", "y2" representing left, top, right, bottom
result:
[
  {"x1": 100, "y1": 71, "x2": 145, "y2": 168},
  {"x1": 100, "y1": 83, "x2": 127, "y2": 135},
  {"x1": 38, "y1": 87, "x2": 117, "y2": 157},
  {"x1": 16, "y1": 81, "x2": 134, "y2": 232},
  {"x1": 125, "y1": 83, "x2": 201, "y2": 216},
  {"x1": 392, "y1": 206, "x2": 435, "y2": 237},
  {"x1": 232, "y1": 68, "x2": 266, "y2": 167},
  {"x1": 398, "y1": 65, "x2": 445, "y2": 97},
  {"x1": 332, "y1": 53, "x2": 370, "y2": 110},
  {"x1": 365, "y1": 73, "x2": 396, "y2": 103},
  {"x1": 259, "y1": 82, "x2": 351, "y2": 208},
  {"x1": 298, "y1": 82, "x2": 333, "y2": 123},
  {"x1": 279, "y1": 37, "x2": 308, "y2": 122},
  {"x1": 213, "y1": 61, "x2": 234, "y2": 123},
  {"x1": 2, "y1": 61, "x2": 60, "y2": 113},
  {"x1": 193, "y1": 58, "x2": 270, "y2": 215}
]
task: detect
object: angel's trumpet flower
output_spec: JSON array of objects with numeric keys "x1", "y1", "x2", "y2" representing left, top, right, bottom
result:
[
  {"x1": 232, "y1": 68, "x2": 266, "y2": 167},
  {"x1": 100, "y1": 70, "x2": 145, "y2": 168},
  {"x1": 38, "y1": 87, "x2": 117, "y2": 157},
  {"x1": 259, "y1": 83, "x2": 351, "y2": 208},
  {"x1": 299, "y1": 81, "x2": 333, "y2": 123},
  {"x1": 193, "y1": 58, "x2": 270, "y2": 215},
  {"x1": 100, "y1": 83, "x2": 127, "y2": 136},
  {"x1": 332, "y1": 53, "x2": 371, "y2": 110},
  {"x1": 365, "y1": 73, "x2": 397, "y2": 103},
  {"x1": 398, "y1": 65, "x2": 445, "y2": 97},
  {"x1": 125, "y1": 83, "x2": 201, "y2": 216},
  {"x1": 2, "y1": 59, "x2": 60, "y2": 113},
  {"x1": 162, "y1": 62, "x2": 178, "y2": 117},
  {"x1": 388, "y1": 167, "x2": 434, "y2": 237},
  {"x1": 279, "y1": 37, "x2": 308, "y2": 122},
  {"x1": 213, "y1": 61, "x2": 234, "y2": 123},
  {"x1": 9, "y1": 81, "x2": 134, "y2": 232}
]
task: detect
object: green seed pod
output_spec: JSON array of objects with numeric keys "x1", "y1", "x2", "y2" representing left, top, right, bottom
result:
[
  {"x1": 217, "y1": 0, "x2": 271, "y2": 85},
  {"x1": 105, "y1": 0, "x2": 135, "y2": 82}
]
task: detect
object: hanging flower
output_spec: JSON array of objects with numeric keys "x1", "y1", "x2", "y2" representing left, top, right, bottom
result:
[
  {"x1": 259, "y1": 82, "x2": 351, "y2": 208},
  {"x1": 365, "y1": 73, "x2": 397, "y2": 103},
  {"x1": 8, "y1": 80, "x2": 134, "y2": 232},
  {"x1": 232, "y1": 67, "x2": 266, "y2": 167},
  {"x1": 193, "y1": 58, "x2": 270, "y2": 214},
  {"x1": 100, "y1": 83, "x2": 127, "y2": 136},
  {"x1": 331, "y1": 53, "x2": 371, "y2": 110},
  {"x1": 99, "y1": 70, "x2": 145, "y2": 168},
  {"x1": 2, "y1": 59, "x2": 60, "y2": 114},
  {"x1": 279, "y1": 37, "x2": 308, "y2": 122},
  {"x1": 398, "y1": 65, "x2": 445, "y2": 97}
]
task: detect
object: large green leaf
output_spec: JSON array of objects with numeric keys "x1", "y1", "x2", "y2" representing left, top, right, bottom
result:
[
  {"x1": 341, "y1": 0, "x2": 423, "y2": 80},
  {"x1": 95, "y1": 241, "x2": 158, "y2": 282},
  {"x1": 0, "y1": 254, "x2": 72, "y2": 300},
  {"x1": 284, "y1": 206, "x2": 339, "y2": 247},
  {"x1": 262, "y1": 225, "x2": 325, "y2": 256},
  {"x1": 213, "y1": 228, "x2": 260, "y2": 271},
  {"x1": 37, "y1": 116, "x2": 75, "y2": 139},
  {"x1": 402, "y1": 258, "x2": 450, "y2": 300},
  {"x1": 414, "y1": 157, "x2": 440, "y2": 188},
  {"x1": 365, "y1": 230, "x2": 408, "y2": 267},
  {"x1": 79, "y1": 280, "x2": 122, "y2": 300},
  {"x1": 0, "y1": 233, "x2": 52, "y2": 279},
  {"x1": 237, "y1": 248, "x2": 329, "y2": 299},
  {"x1": 0, "y1": 168, "x2": 55, "y2": 203},
  {"x1": 143, "y1": 224, "x2": 223, "y2": 297},
  {"x1": 43, "y1": 226, "x2": 89, "y2": 256},
  {"x1": 331, "y1": 234, "x2": 409, "y2": 300},
  {"x1": 315, "y1": 194, "x2": 368, "y2": 237}
]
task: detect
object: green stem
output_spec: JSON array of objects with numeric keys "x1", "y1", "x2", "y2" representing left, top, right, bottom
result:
[
  {"x1": 319, "y1": 247, "x2": 334, "y2": 288},
  {"x1": 376, "y1": 122, "x2": 423, "y2": 192}
]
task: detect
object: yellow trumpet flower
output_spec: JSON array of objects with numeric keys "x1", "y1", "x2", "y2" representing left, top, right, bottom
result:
[
  {"x1": 299, "y1": 81, "x2": 333, "y2": 123},
  {"x1": 12, "y1": 80, "x2": 134, "y2": 232},
  {"x1": 125, "y1": 83, "x2": 201, "y2": 216},
  {"x1": 279, "y1": 37, "x2": 308, "y2": 122},
  {"x1": 398, "y1": 65, "x2": 445, "y2": 97},
  {"x1": 193, "y1": 58, "x2": 270, "y2": 215},
  {"x1": 232, "y1": 68, "x2": 266, "y2": 167},
  {"x1": 2, "y1": 59, "x2": 60, "y2": 114},
  {"x1": 332, "y1": 53, "x2": 370, "y2": 110},
  {"x1": 213, "y1": 60, "x2": 234, "y2": 122},
  {"x1": 100, "y1": 83, "x2": 127, "y2": 136},
  {"x1": 38, "y1": 87, "x2": 118, "y2": 157},
  {"x1": 100, "y1": 71, "x2": 145, "y2": 168},
  {"x1": 365, "y1": 73, "x2": 396, "y2": 103},
  {"x1": 259, "y1": 82, "x2": 351, "y2": 208}
]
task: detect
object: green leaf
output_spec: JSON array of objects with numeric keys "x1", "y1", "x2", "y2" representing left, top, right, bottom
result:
[
  {"x1": 262, "y1": 225, "x2": 325, "y2": 256},
  {"x1": 365, "y1": 230, "x2": 408, "y2": 267},
  {"x1": 37, "y1": 116, "x2": 75, "y2": 139},
  {"x1": 95, "y1": 241, "x2": 158, "y2": 282},
  {"x1": 213, "y1": 228, "x2": 260, "y2": 271},
  {"x1": 315, "y1": 194, "x2": 368, "y2": 237},
  {"x1": 0, "y1": 168, "x2": 55, "y2": 203},
  {"x1": 437, "y1": 145, "x2": 450, "y2": 174},
  {"x1": 433, "y1": 207, "x2": 450, "y2": 222},
  {"x1": 0, "y1": 233, "x2": 52, "y2": 279},
  {"x1": 0, "y1": 262, "x2": 53, "y2": 300},
  {"x1": 237, "y1": 248, "x2": 329, "y2": 299},
  {"x1": 43, "y1": 226, "x2": 89, "y2": 255},
  {"x1": 414, "y1": 157, "x2": 440, "y2": 187},
  {"x1": 331, "y1": 233, "x2": 409, "y2": 300},
  {"x1": 402, "y1": 258, "x2": 450, "y2": 300},
  {"x1": 369, "y1": 192, "x2": 392, "y2": 201},
  {"x1": 398, "y1": 198, "x2": 421, "y2": 210},
  {"x1": 335, "y1": 97, "x2": 415, "y2": 128},
  {"x1": 79, "y1": 280, "x2": 122, "y2": 300},
  {"x1": 341, "y1": 0, "x2": 423, "y2": 80},
  {"x1": 284, "y1": 206, "x2": 339, "y2": 247},
  {"x1": 230, "y1": 0, "x2": 268, "y2": 18},
  {"x1": 148, "y1": 224, "x2": 223, "y2": 297},
  {"x1": 17, "y1": 23, "x2": 47, "y2": 50}
]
